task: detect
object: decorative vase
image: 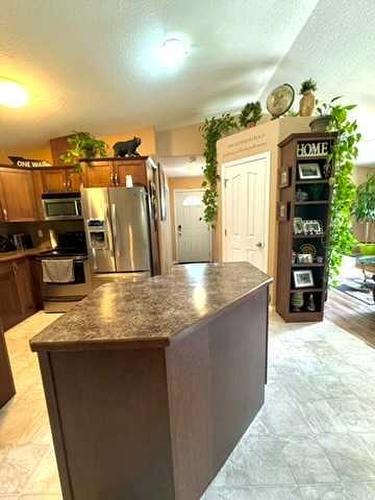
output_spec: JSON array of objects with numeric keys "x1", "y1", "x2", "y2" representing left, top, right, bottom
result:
[
  {"x1": 309, "y1": 115, "x2": 330, "y2": 132},
  {"x1": 307, "y1": 293, "x2": 316, "y2": 312},
  {"x1": 299, "y1": 90, "x2": 315, "y2": 117},
  {"x1": 291, "y1": 292, "x2": 304, "y2": 312}
]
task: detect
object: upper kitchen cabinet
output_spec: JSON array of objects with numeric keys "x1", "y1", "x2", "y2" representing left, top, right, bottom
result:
[
  {"x1": 116, "y1": 160, "x2": 147, "y2": 186},
  {"x1": 40, "y1": 167, "x2": 82, "y2": 193},
  {"x1": 83, "y1": 162, "x2": 116, "y2": 187},
  {"x1": 0, "y1": 167, "x2": 38, "y2": 222}
]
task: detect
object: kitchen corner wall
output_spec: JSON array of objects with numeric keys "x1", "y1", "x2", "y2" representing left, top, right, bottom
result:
[{"x1": 216, "y1": 116, "x2": 312, "y2": 301}]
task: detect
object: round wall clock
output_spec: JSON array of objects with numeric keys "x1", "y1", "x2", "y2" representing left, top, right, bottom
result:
[{"x1": 266, "y1": 83, "x2": 295, "y2": 118}]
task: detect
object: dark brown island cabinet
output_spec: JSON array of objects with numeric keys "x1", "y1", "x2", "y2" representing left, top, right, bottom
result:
[
  {"x1": 30, "y1": 262, "x2": 272, "y2": 500},
  {"x1": 276, "y1": 132, "x2": 336, "y2": 322},
  {"x1": 0, "y1": 326, "x2": 16, "y2": 408}
]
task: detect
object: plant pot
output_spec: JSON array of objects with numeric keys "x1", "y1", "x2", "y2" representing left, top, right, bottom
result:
[
  {"x1": 83, "y1": 147, "x2": 96, "y2": 159},
  {"x1": 247, "y1": 121, "x2": 256, "y2": 128},
  {"x1": 309, "y1": 115, "x2": 330, "y2": 132},
  {"x1": 299, "y1": 90, "x2": 315, "y2": 117}
]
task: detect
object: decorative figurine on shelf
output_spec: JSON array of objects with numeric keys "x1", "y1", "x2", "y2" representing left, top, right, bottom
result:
[
  {"x1": 299, "y1": 78, "x2": 317, "y2": 117},
  {"x1": 307, "y1": 293, "x2": 316, "y2": 312},
  {"x1": 291, "y1": 292, "x2": 304, "y2": 312},
  {"x1": 296, "y1": 189, "x2": 309, "y2": 202},
  {"x1": 292, "y1": 251, "x2": 297, "y2": 264},
  {"x1": 316, "y1": 256, "x2": 324, "y2": 264},
  {"x1": 322, "y1": 161, "x2": 332, "y2": 179},
  {"x1": 113, "y1": 136, "x2": 142, "y2": 157}
]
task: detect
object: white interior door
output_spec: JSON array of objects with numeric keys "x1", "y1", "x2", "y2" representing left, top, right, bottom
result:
[
  {"x1": 222, "y1": 153, "x2": 270, "y2": 273},
  {"x1": 175, "y1": 189, "x2": 211, "y2": 263}
]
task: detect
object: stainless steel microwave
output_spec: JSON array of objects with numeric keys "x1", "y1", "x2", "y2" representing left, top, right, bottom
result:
[{"x1": 42, "y1": 192, "x2": 82, "y2": 220}]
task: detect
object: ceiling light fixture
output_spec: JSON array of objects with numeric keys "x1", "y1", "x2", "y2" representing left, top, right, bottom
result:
[
  {"x1": 159, "y1": 38, "x2": 189, "y2": 68},
  {"x1": 0, "y1": 78, "x2": 29, "y2": 108}
]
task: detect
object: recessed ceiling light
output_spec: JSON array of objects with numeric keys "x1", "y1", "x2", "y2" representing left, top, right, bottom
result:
[
  {"x1": 0, "y1": 78, "x2": 29, "y2": 108},
  {"x1": 159, "y1": 38, "x2": 189, "y2": 68}
]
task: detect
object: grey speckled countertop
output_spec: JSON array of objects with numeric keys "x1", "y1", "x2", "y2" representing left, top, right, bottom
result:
[{"x1": 30, "y1": 262, "x2": 272, "y2": 351}]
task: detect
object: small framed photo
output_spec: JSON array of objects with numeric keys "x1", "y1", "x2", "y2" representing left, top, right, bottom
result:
[
  {"x1": 293, "y1": 270, "x2": 314, "y2": 288},
  {"x1": 297, "y1": 253, "x2": 313, "y2": 264},
  {"x1": 303, "y1": 220, "x2": 323, "y2": 235},
  {"x1": 278, "y1": 201, "x2": 289, "y2": 222},
  {"x1": 279, "y1": 166, "x2": 290, "y2": 188},
  {"x1": 293, "y1": 217, "x2": 304, "y2": 235},
  {"x1": 298, "y1": 162, "x2": 322, "y2": 180}
]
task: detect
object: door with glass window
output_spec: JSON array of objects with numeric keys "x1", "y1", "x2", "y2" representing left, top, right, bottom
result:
[{"x1": 175, "y1": 190, "x2": 211, "y2": 263}]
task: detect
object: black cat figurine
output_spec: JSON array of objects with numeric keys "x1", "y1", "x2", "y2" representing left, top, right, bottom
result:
[{"x1": 113, "y1": 137, "x2": 142, "y2": 158}]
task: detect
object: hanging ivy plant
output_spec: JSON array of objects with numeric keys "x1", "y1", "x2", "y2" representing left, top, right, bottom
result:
[
  {"x1": 200, "y1": 113, "x2": 238, "y2": 225},
  {"x1": 327, "y1": 101, "x2": 361, "y2": 282}
]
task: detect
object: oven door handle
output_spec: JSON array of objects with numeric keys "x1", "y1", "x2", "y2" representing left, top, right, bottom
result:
[{"x1": 111, "y1": 204, "x2": 121, "y2": 257}]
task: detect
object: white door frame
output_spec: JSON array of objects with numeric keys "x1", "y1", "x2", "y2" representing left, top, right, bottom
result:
[
  {"x1": 221, "y1": 152, "x2": 271, "y2": 271},
  {"x1": 174, "y1": 188, "x2": 212, "y2": 263}
]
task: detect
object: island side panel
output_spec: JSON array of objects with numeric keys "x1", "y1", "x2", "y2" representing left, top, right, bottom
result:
[
  {"x1": 38, "y1": 347, "x2": 175, "y2": 500},
  {"x1": 166, "y1": 285, "x2": 269, "y2": 500},
  {"x1": 209, "y1": 285, "x2": 268, "y2": 473}
]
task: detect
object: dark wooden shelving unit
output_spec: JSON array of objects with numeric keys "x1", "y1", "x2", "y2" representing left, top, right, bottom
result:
[{"x1": 276, "y1": 132, "x2": 336, "y2": 322}]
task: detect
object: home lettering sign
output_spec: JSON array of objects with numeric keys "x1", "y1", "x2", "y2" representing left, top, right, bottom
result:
[
  {"x1": 8, "y1": 156, "x2": 51, "y2": 168},
  {"x1": 296, "y1": 141, "x2": 329, "y2": 158}
]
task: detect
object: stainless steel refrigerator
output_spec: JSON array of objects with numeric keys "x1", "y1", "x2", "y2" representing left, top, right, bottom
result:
[{"x1": 81, "y1": 187, "x2": 151, "y2": 273}]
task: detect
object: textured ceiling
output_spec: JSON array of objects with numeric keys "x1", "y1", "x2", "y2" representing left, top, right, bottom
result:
[
  {"x1": 0, "y1": 0, "x2": 318, "y2": 149},
  {"x1": 260, "y1": 0, "x2": 375, "y2": 163}
]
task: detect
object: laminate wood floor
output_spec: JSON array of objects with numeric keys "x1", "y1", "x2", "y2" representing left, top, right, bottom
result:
[{"x1": 325, "y1": 287, "x2": 375, "y2": 348}]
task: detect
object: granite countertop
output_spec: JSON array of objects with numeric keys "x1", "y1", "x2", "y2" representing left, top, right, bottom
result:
[
  {"x1": 0, "y1": 247, "x2": 53, "y2": 263},
  {"x1": 30, "y1": 262, "x2": 272, "y2": 352}
]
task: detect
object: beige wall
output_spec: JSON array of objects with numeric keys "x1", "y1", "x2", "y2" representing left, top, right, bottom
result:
[
  {"x1": 0, "y1": 126, "x2": 156, "y2": 165},
  {"x1": 157, "y1": 123, "x2": 203, "y2": 157},
  {"x1": 168, "y1": 176, "x2": 204, "y2": 261},
  {"x1": 353, "y1": 165, "x2": 375, "y2": 242},
  {"x1": 216, "y1": 116, "x2": 312, "y2": 299}
]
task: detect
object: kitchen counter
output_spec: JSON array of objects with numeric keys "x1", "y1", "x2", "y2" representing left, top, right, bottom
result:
[
  {"x1": 31, "y1": 262, "x2": 271, "y2": 351},
  {"x1": 31, "y1": 262, "x2": 271, "y2": 500},
  {"x1": 0, "y1": 247, "x2": 52, "y2": 263}
]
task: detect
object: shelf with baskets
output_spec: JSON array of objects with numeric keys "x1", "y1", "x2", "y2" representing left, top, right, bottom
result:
[{"x1": 276, "y1": 132, "x2": 336, "y2": 323}]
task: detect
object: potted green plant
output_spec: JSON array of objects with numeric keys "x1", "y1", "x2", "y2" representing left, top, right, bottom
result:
[
  {"x1": 354, "y1": 173, "x2": 375, "y2": 243},
  {"x1": 310, "y1": 96, "x2": 342, "y2": 132},
  {"x1": 239, "y1": 101, "x2": 262, "y2": 128},
  {"x1": 60, "y1": 131, "x2": 108, "y2": 169},
  {"x1": 299, "y1": 78, "x2": 317, "y2": 117}
]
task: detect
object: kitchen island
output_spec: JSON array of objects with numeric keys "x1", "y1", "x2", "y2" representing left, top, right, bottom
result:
[{"x1": 30, "y1": 262, "x2": 272, "y2": 500}]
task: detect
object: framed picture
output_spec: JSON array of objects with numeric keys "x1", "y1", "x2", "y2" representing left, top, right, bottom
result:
[
  {"x1": 278, "y1": 201, "x2": 289, "y2": 222},
  {"x1": 297, "y1": 253, "x2": 313, "y2": 264},
  {"x1": 157, "y1": 163, "x2": 167, "y2": 221},
  {"x1": 303, "y1": 220, "x2": 323, "y2": 235},
  {"x1": 293, "y1": 217, "x2": 304, "y2": 235},
  {"x1": 279, "y1": 166, "x2": 290, "y2": 188},
  {"x1": 293, "y1": 270, "x2": 314, "y2": 288},
  {"x1": 298, "y1": 162, "x2": 322, "y2": 180}
]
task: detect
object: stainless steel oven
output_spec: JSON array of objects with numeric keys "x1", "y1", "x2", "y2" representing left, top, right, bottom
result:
[{"x1": 42, "y1": 192, "x2": 82, "y2": 220}]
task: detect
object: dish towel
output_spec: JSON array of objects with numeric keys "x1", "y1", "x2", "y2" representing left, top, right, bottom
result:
[{"x1": 42, "y1": 259, "x2": 74, "y2": 283}]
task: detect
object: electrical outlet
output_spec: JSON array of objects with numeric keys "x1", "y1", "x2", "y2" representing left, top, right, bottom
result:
[{"x1": 37, "y1": 229, "x2": 44, "y2": 239}]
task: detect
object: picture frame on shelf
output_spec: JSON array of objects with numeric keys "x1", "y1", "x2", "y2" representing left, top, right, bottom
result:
[
  {"x1": 303, "y1": 219, "x2": 323, "y2": 235},
  {"x1": 297, "y1": 253, "x2": 313, "y2": 264},
  {"x1": 298, "y1": 162, "x2": 322, "y2": 180},
  {"x1": 293, "y1": 217, "x2": 304, "y2": 235},
  {"x1": 279, "y1": 166, "x2": 290, "y2": 188},
  {"x1": 278, "y1": 201, "x2": 288, "y2": 222},
  {"x1": 293, "y1": 269, "x2": 314, "y2": 288}
]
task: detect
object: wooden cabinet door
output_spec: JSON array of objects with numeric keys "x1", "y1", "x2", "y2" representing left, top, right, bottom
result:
[
  {"x1": 66, "y1": 169, "x2": 83, "y2": 192},
  {"x1": 41, "y1": 169, "x2": 67, "y2": 192},
  {"x1": 14, "y1": 258, "x2": 37, "y2": 317},
  {"x1": 0, "y1": 328, "x2": 15, "y2": 407},
  {"x1": 0, "y1": 262, "x2": 22, "y2": 331},
  {"x1": 84, "y1": 163, "x2": 115, "y2": 187},
  {"x1": 0, "y1": 169, "x2": 37, "y2": 221},
  {"x1": 117, "y1": 161, "x2": 147, "y2": 187}
]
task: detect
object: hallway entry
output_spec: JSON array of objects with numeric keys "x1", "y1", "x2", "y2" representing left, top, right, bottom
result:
[{"x1": 174, "y1": 189, "x2": 211, "y2": 263}]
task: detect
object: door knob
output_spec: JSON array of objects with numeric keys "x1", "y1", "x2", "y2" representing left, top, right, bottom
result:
[
  {"x1": 177, "y1": 224, "x2": 182, "y2": 236},
  {"x1": 256, "y1": 241, "x2": 263, "y2": 248}
]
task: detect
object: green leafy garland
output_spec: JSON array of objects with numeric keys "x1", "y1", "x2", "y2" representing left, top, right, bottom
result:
[
  {"x1": 327, "y1": 103, "x2": 361, "y2": 282},
  {"x1": 200, "y1": 113, "x2": 238, "y2": 225}
]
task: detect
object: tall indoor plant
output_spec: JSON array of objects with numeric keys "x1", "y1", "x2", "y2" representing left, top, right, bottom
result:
[
  {"x1": 200, "y1": 113, "x2": 237, "y2": 225},
  {"x1": 354, "y1": 173, "x2": 375, "y2": 243},
  {"x1": 60, "y1": 131, "x2": 108, "y2": 170},
  {"x1": 326, "y1": 100, "x2": 361, "y2": 282}
]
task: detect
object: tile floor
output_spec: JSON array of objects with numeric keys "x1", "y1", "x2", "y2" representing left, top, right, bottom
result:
[{"x1": 1, "y1": 311, "x2": 375, "y2": 499}]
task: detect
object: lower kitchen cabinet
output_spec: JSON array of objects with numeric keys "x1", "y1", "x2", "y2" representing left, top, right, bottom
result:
[
  {"x1": 0, "y1": 327, "x2": 15, "y2": 407},
  {"x1": 0, "y1": 257, "x2": 38, "y2": 331}
]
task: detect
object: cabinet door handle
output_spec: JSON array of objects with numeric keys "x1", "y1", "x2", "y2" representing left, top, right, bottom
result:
[{"x1": 3, "y1": 207, "x2": 7, "y2": 220}]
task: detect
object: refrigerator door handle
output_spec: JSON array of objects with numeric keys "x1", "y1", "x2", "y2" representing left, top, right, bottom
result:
[{"x1": 111, "y1": 203, "x2": 121, "y2": 257}]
